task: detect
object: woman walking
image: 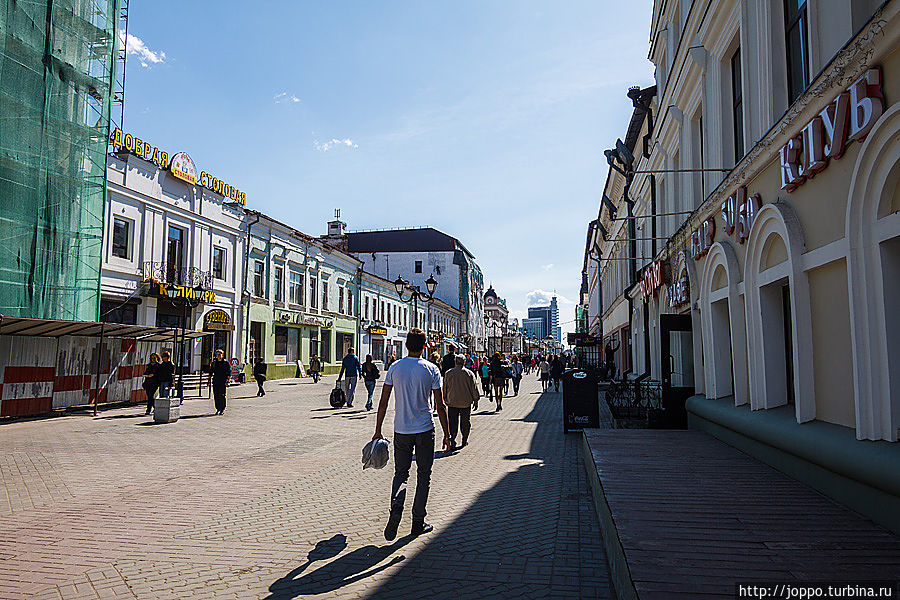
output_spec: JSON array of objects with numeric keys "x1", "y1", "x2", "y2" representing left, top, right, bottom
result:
[
  {"x1": 142, "y1": 353, "x2": 160, "y2": 415},
  {"x1": 478, "y1": 358, "x2": 492, "y2": 401},
  {"x1": 209, "y1": 349, "x2": 231, "y2": 414},
  {"x1": 309, "y1": 354, "x2": 321, "y2": 383},
  {"x1": 538, "y1": 356, "x2": 551, "y2": 391},
  {"x1": 253, "y1": 356, "x2": 267, "y2": 397},
  {"x1": 511, "y1": 355, "x2": 524, "y2": 396},
  {"x1": 490, "y1": 352, "x2": 506, "y2": 411},
  {"x1": 361, "y1": 354, "x2": 380, "y2": 411}
]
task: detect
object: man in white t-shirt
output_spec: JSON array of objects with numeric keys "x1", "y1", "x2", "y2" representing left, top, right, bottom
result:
[{"x1": 373, "y1": 328, "x2": 451, "y2": 540}]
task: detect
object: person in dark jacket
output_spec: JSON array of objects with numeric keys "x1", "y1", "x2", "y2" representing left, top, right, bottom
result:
[
  {"x1": 157, "y1": 351, "x2": 176, "y2": 400},
  {"x1": 361, "y1": 354, "x2": 381, "y2": 411},
  {"x1": 142, "y1": 353, "x2": 160, "y2": 415},
  {"x1": 338, "y1": 348, "x2": 363, "y2": 408},
  {"x1": 253, "y1": 356, "x2": 267, "y2": 396},
  {"x1": 440, "y1": 344, "x2": 457, "y2": 375},
  {"x1": 309, "y1": 354, "x2": 322, "y2": 383},
  {"x1": 550, "y1": 355, "x2": 564, "y2": 392},
  {"x1": 208, "y1": 349, "x2": 231, "y2": 414},
  {"x1": 490, "y1": 352, "x2": 506, "y2": 411}
]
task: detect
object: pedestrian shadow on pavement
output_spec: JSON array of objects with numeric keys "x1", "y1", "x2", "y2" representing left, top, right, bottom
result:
[
  {"x1": 262, "y1": 535, "x2": 411, "y2": 599},
  {"x1": 96, "y1": 413, "x2": 148, "y2": 419}
]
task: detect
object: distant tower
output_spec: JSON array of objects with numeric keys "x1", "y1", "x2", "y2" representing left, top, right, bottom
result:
[{"x1": 550, "y1": 296, "x2": 560, "y2": 343}]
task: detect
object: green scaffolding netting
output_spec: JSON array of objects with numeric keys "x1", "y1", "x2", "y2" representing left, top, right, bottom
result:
[{"x1": 0, "y1": 0, "x2": 118, "y2": 321}]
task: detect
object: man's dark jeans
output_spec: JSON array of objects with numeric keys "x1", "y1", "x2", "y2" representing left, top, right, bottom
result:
[
  {"x1": 447, "y1": 406, "x2": 471, "y2": 446},
  {"x1": 391, "y1": 429, "x2": 435, "y2": 521}
]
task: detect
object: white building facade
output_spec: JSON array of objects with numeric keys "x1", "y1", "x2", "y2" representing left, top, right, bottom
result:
[{"x1": 102, "y1": 133, "x2": 245, "y2": 372}]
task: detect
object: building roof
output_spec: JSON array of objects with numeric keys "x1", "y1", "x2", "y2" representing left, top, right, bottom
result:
[
  {"x1": 484, "y1": 285, "x2": 498, "y2": 299},
  {"x1": 346, "y1": 227, "x2": 475, "y2": 258}
]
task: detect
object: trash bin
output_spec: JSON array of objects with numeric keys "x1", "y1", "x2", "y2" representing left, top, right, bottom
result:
[{"x1": 562, "y1": 368, "x2": 600, "y2": 433}]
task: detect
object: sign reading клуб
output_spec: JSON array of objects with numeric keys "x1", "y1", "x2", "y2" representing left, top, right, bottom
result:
[
  {"x1": 780, "y1": 67, "x2": 884, "y2": 191},
  {"x1": 109, "y1": 128, "x2": 247, "y2": 205}
]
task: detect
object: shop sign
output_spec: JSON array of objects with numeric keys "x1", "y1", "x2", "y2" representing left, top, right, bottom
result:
[
  {"x1": 690, "y1": 218, "x2": 716, "y2": 260},
  {"x1": 669, "y1": 273, "x2": 690, "y2": 309},
  {"x1": 142, "y1": 281, "x2": 216, "y2": 304},
  {"x1": 204, "y1": 309, "x2": 234, "y2": 331},
  {"x1": 230, "y1": 358, "x2": 241, "y2": 380},
  {"x1": 569, "y1": 333, "x2": 601, "y2": 347},
  {"x1": 275, "y1": 309, "x2": 332, "y2": 328},
  {"x1": 640, "y1": 260, "x2": 665, "y2": 303},
  {"x1": 721, "y1": 186, "x2": 762, "y2": 244},
  {"x1": 169, "y1": 152, "x2": 198, "y2": 185},
  {"x1": 108, "y1": 128, "x2": 247, "y2": 205},
  {"x1": 368, "y1": 326, "x2": 387, "y2": 336},
  {"x1": 780, "y1": 68, "x2": 884, "y2": 192}
]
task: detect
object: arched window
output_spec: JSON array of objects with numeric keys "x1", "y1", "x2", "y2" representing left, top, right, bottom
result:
[
  {"x1": 699, "y1": 242, "x2": 749, "y2": 405},
  {"x1": 846, "y1": 103, "x2": 900, "y2": 441},
  {"x1": 743, "y1": 203, "x2": 814, "y2": 422}
]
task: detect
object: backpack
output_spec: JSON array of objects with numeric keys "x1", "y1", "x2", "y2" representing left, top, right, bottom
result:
[{"x1": 329, "y1": 383, "x2": 346, "y2": 408}]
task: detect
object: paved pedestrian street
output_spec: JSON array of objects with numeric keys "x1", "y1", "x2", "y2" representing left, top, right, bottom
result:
[{"x1": 0, "y1": 375, "x2": 613, "y2": 600}]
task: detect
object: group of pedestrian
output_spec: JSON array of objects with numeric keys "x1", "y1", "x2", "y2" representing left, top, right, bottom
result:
[
  {"x1": 140, "y1": 351, "x2": 175, "y2": 414},
  {"x1": 536, "y1": 353, "x2": 568, "y2": 392}
]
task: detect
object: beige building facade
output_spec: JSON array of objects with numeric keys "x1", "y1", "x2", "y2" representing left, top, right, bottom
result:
[{"x1": 587, "y1": 0, "x2": 900, "y2": 531}]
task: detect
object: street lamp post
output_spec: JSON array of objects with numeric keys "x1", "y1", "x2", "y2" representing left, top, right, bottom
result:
[
  {"x1": 165, "y1": 284, "x2": 204, "y2": 398},
  {"x1": 395, "y1": 274, "x2": 437, "y2": 333}
]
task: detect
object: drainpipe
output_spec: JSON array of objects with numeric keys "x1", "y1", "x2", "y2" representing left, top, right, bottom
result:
[{"x1": 242, "y1": 211, "x2": 261, "y2": 366}]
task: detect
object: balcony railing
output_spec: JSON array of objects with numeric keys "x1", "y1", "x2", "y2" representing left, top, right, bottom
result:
[{"x1": 142, "y1": 261, "x2": 213, "y2": 289}]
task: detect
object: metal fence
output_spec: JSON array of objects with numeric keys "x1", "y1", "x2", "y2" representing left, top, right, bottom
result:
[{"x1": 604, "y1": 379, "x2": 663, "y2": 423}]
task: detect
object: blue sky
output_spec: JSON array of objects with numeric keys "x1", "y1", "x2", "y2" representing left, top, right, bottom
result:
[{"x1": 120, "y1": 1, "x2": 654, "y2": 335}]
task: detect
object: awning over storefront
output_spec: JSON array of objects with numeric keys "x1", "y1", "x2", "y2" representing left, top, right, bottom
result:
[{"x1": 0, "y1": 316, "x2": 210, "y2": 341}]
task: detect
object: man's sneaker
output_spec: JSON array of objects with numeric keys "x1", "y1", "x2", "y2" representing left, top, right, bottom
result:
[
  {"x1": 411, "y1": 521, "x2": 433, "y2": 537},
  {"x1": 384, "y1": 513, "x2": 401, "y2": 541}
]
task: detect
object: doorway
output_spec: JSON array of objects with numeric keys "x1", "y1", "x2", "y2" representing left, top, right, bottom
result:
[
  {"x1": 660, "y1": 313, "x2": 694, "y2": 428},
  {"x1": 250, "y1": 321, "x2": 263, "y2": 364}
]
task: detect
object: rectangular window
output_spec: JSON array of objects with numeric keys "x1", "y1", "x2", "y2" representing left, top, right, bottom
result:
[
  {"x1": 213, "y1": 247, "x2": 226, "y2": 280},
  {"x1": 321, "y1": 329, "x2": 331, "y2": 363},
  {"x1": 365, "y1": 296, "x2": 369, "y2": 320},
  {"x1": 347, "y1": 288, "x2": 353, "y2": 316},
  {"x1": 166, "y1": 226, "x2": 185, "y2": 283},
  {"x1": 112, "y1": 217, "x2": 130, "y2": 259},
  {"x1": 322, "y1": 281, "x2": 329, "y2": 311},
  {"x1": 387, "y1": 302, "x2": 392, "y2": 326},
  {"x1": 784, "y1": 0, "x2": 808, "y2": 105},
  {"x1": 415, "y1": 260, "x2": 423, "y2": 273},
  {"x1": 381, "y1": 303, "x2": 385, "y2": 323},
  {"x1": 275, "y1": 325, "x2": 288, "y2": 356},
  {"x1": 731, "y1": 46, "x2": 744, "y2": 163},
  {"x1": 310, "y1": 276, "x2": 318, "y2": 308},
  {"x1": 289, "y1": 271, "x2": 303, "y2": 304},
  {"x1": 253, "y1": 260, "x2": 265, "y2": 297},
  {"x1": 274, "y1": 266, "x2": 284, "y2": 302},
  {"x1": 404, "y1": 307, "x2": 407, "y2": 328},
  {"x1": 339, "y1": 287, "x2": 345, "y2": 313}
]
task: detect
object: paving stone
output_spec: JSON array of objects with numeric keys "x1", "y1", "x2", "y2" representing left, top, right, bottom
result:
[{"x1": 0, "y1": 375, "x2": 612, "y2": 599}]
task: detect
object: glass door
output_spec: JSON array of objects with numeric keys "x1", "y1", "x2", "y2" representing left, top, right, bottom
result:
[{"x1": 660, "y1": 314, "x2": 694, "y2": 428}]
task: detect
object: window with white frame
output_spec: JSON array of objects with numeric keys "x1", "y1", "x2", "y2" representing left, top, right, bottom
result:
[
  {"x1": 274, "y1": 266, "x2": 284, "y2": 303},
  {"x1": 347, "y1": 288, "x2": 353, "y2": 316},
  {"x1": 112, "y1": 217, "x2": 131, "y2": 259},
  {"x1": 339, "y1": 286, "x2": 345, "y2": 313},
  {"x1": 415, "y1": 260, "x2": 423, "y2": 273},
  {"x1": 322, "y1": 281, "x2": 329, "y2": 311},
  {"x1": 253, "y1": 260, "x2": 265, "y2": 297},
  {"x1": 289, "y1": 271, "x2": 303, "y2": 305},
  {"x1": 365, "y1": 295, "x2": 369, "y2": 320},
  {"x1": 213, "y1": 246, "x2": 226, "y2": 281},
  {"x1": 731, "y1": 45, "x2": 744, "y2": 163},
  {"x1": 310, "y1": 276, "x2": 318, "y2": 308},
  {"x1": 784, "y1": 0, "x2": 809, "y2": 105}
]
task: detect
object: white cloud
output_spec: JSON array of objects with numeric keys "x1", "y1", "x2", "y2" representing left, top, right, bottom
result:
[
  {"x1": 526, "y1": 289, "x2": 573, "y2": 307},
  {"x1": 541, "y1": 263, "x2": 554, "y2": 271},
  {"x1": 274, "y1": 92, "x2": 301, "y2": 104},
  {"x1": 119, "y1": 32, "x2": 166, "y2": 68},
  {"x1": 314, "y1": 138, "x2": 359, "y2": 152}
]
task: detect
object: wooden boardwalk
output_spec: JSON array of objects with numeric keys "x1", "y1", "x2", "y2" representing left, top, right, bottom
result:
[{"x1": 582, "y1": 429, "x2": 900, "y2": 600}]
